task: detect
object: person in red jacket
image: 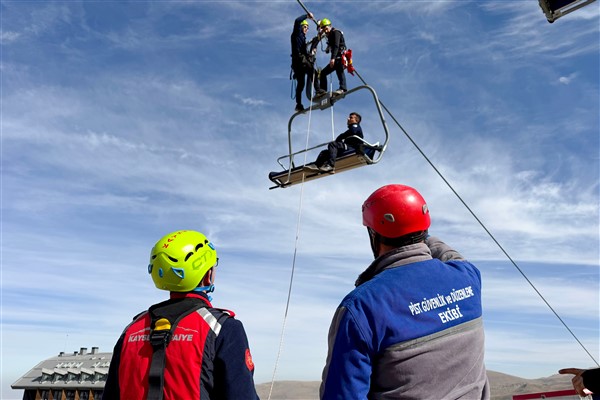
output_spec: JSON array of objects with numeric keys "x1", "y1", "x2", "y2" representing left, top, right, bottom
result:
[{"x1": 104, "y1": 230, "x2": 259, "y2": 400}]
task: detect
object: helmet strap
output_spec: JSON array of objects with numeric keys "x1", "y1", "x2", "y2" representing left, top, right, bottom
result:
[
  {"x1": 367, "y1": 228, "x2": 381, "y2": 258},
  {"x1": 193, "y1": 284, "x2": 215, "y2": 301}
]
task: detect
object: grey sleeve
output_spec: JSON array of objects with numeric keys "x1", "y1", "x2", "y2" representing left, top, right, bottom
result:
[{"x1": 425, "y1": 236, "x2": 464, "y2": 261}]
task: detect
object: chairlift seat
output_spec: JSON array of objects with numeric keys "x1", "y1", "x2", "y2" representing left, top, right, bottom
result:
[{"x1": 268, "y1": 142, "x2": 381, "y2": 189}]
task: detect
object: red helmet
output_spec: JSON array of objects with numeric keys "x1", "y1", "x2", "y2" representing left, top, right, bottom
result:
[{"x1": 362, "y1": 184, "x2": 430, "y2": 239}]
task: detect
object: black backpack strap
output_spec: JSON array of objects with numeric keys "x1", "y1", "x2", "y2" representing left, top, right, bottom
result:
[
  {"x1": 146, "y1": 301, "x2": 207, "y2": 400},
  {"x1": 147, "y1": 317, "x2": 172, "y2": 400}
]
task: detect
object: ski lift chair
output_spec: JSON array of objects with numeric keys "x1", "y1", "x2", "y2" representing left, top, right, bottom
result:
[
  {"x1": 268, "y1": 85, "x2": 390, "y2": 189},
  {"x1": 539, "y1": 0, "x2": 597, "y2": 22}
]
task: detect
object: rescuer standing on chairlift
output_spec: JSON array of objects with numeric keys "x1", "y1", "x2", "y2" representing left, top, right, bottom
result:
[
  {"x1": 104, "y1": 230, "x2": 259, "y2": 400},
  {"x1": 315, "y1": 18, "x2": 347, "y2": 97},
  {"x1": 291, "y1": 12, "x2": 317, "y2": 112},
  {"x1": 320, "y1": 185, "x2": 490, "y2": 399}
]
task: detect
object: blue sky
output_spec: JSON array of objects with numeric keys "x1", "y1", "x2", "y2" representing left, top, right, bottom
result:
[{"x1": 2, "y1": 1, "x2": 599, "y2": 398}]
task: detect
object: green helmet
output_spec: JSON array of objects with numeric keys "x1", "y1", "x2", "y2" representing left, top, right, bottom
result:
[
  {"x1": 148, "y1": 230, "x2": 218, "y2": 292},
  {"x1": 300, "y1": 20, "x2": 309, "y2": 27},
  {"x1": 319, "y1": 18, "x2": 331, "y2": 28}
]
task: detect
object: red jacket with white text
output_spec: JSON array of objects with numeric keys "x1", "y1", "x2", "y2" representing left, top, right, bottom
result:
[{"x1": 104, "y1": 292, "x2": 259, "y2": 400}]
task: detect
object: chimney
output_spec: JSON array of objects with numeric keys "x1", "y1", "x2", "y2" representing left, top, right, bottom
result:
[
  {"x1": 80, "y1": 347, "x2": 87, "y2": 355},
  {"x1": 91, "y1": 347, "x2": 99, "y2": 354},
  {"x1": 59, "y1": 352, "x2": 65, "y2": 357}
]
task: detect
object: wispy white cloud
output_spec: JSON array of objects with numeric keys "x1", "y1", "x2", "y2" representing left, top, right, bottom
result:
[
  {"x1": 483, "y1": 273, "x2": 600, "y2": 319},
  {"x1": 234, "y1": 94, "x2": 269, "y2": 106},
  {"x1": 558, "y1": 72, "x2": 578, "y2": 84},
  {"x1": 485, "y1": 328, "x2": 599, "y2": 378},
  {"x1": 0, "y1": 30, "x2": 21, "y2": 43}
]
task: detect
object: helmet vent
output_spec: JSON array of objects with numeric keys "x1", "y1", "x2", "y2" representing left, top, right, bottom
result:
[
  {"x1": 195, "y1": 243, "x2": 204, "y2": 251},
  {"x1": 184, "y1": 252, "x2": 193, "y2": 262},
  {"x1": 172, "y1": 268, "x2": 185, "y2": 279},
  {"x1": 384, "y1": 213, "x2": 395, "y2": 222},
  {"x1": 167, "y1": 256, "x2": 178, "y2": 262}
]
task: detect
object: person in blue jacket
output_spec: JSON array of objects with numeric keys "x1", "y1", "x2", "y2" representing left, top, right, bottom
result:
[
  {"x1": 320, "y1": 184, "x2": 490, "y2": 400},
  {"x1": 312, "y1": 112, "x2": 363, "y2": 173}
]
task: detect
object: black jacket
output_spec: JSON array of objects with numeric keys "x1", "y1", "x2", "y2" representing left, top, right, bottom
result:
[
  {"x1": 335, "y1": 123, "x2": 363, "y2": 149},
  {"x1": 582, "y1": 368, "x2": 600, "y2": 393},
  {"x1": 291, "y1": 14, "x2": 310, "y2": 64},
  {"x1": 326, "y1": 28, "x2": 346, "y2": 59}
]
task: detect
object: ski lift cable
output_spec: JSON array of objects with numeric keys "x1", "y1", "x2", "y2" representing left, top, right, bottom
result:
[
  {"x1": 352, "y1": 68, "x2": 599, "y2": 367},
  {"x1": 297, "y1": 0, "x2": 318, "y2": 27},
  {"x1": 267, "y1": 74, "x2": 322, "y2": 400}
]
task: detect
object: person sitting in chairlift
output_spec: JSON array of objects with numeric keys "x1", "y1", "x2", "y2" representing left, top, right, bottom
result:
[{"x1": 312, "y1": 112, "x2": 363, "y2": 173}]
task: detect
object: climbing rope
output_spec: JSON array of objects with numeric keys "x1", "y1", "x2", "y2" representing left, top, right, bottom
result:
[{"x1": 267, "y1": 68, "x2": 321, "y2": 400}]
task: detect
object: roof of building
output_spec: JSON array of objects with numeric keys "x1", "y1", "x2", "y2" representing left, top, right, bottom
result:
[{"x1": 11, "y1": 347, "x2": 112, "y2": 390}]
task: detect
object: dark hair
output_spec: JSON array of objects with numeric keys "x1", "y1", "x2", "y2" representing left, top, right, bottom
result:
[
  {"x1": 379, "y1": 230, "x2": 428, "y2": 247},
  {"x1": 350, "y1": 112, "x2": 362, "y2": 123}
]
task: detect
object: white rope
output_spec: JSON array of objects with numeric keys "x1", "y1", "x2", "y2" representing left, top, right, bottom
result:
[
  {"x1": 267, "y1": 71, "x2": 318, "y2": 400},
  {"x1": 329, "y1": 80, "x2": 336, "y2": 141}
]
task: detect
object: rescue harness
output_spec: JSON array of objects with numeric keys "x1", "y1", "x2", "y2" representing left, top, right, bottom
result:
[{"x1": 145, "y1": 300, "x2": 232, "y2": 400}]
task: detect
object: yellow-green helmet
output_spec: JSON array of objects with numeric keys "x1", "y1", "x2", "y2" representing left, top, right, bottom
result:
[
  {"x1": 319, "y1": 18, "x2": 331, "y2": 28},
  {"x1": 148, "y1": 230, "x2": 218, "y2": 292},
  {"x1": 300, "y1": 20, "x2": 309, "y2": 27}
]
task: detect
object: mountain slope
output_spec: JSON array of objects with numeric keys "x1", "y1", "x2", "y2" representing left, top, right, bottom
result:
[{"x1": 255, "y1": 371, "x2": 575, "y2": 400}]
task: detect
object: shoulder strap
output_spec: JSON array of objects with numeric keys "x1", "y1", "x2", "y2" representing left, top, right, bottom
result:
[
  {"x1": 146, "y1": 301, "x2": 207, "y2": 400},
  {"x1": 195, "y1": 307, "x2": 234, "y2": 337}
]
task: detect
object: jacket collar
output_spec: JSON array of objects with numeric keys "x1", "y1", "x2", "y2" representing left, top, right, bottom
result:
[
  {"x1": 169, "y1": 291, "x2": 211, "y2": 305},
  {"x1": 355, "y1": 242, "x2": 432, "y2": 287}
]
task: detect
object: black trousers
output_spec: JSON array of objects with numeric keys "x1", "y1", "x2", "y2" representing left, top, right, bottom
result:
[
  {"x1": 293, "y1": 63, "x2": 317, "y2": 104},
  {"x1": 319, "y1": 58, "x2": 346, "y2": 91},
  {"x1": 316, "y1": 141, "x2": 347, "y2": 168}
]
